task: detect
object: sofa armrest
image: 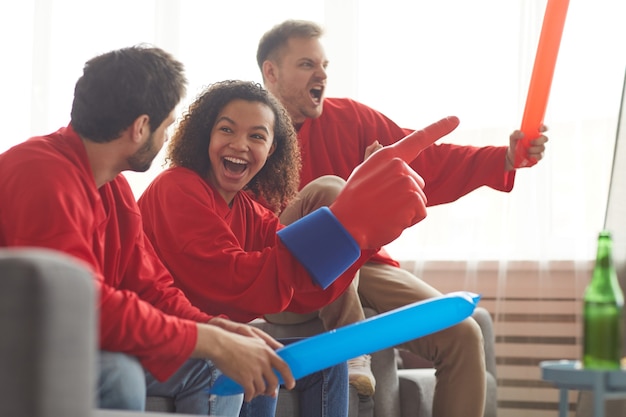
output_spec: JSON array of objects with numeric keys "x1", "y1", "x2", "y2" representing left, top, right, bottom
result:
[
  {"x1": 0, "y1": 248, "x2": 96, "y2": 417},
  {"x1": 398, "y1": 369, "x2": 435, "y2": 417}
]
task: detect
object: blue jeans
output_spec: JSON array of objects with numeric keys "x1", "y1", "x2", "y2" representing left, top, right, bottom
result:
[
  {"x1": 238, "y1": 362, "x2": 348, "y2": 417},
  {"x1": 97, "y1": 351, "x2": 243, "y2": 416}
]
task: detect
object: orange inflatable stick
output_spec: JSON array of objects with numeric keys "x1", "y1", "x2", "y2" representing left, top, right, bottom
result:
[{"x1": 515, "y1": 0, "x2": 569, "y2": 168}]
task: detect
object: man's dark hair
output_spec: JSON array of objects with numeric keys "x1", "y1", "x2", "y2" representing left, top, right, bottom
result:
[
  {"x1": 71, "y1": 45, "x2": 187, "y2": 143},
  {"x1": 256, "y1": 20, "x2": 323, "y2": 71}
]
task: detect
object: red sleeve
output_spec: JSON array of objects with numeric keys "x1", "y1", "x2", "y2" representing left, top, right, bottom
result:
[
  {"x1": 139, "y1": 168, "x2": 370, "y2": 323},
  {"x1": 413, "y1": 143, "x2": 515, "y2": 206},
  {"x1": 0, "y1": 143, "x2": 203, "y2": 381},
  {"x1": 348, "y1": 100, "x2": 516, "y2": 206},
  {"x1": 107, "y1": 177, "x2": 213, "y2": 324},
  {"x1": 97, "y1": 271, "x2": 200, "y2": 381},
  {"x1": 304, "y1": 100, "x2": 516, "y2": 268}
]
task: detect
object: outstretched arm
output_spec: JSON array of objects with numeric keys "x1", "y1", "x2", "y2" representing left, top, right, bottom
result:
[{"x1": 279, "y1": 116, "x2": 460, "y2": 286}]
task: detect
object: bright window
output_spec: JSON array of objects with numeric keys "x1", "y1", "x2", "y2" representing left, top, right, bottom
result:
[{"x1": 1, "y1": 0, "x2": 624, "y2": 262}]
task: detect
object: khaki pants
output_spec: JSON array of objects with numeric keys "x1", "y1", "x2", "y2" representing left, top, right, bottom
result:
[
  {"x1": 265, "y1": 175, "x2": 486, "y2": 417},
  {"x1": 266, "y1": 176, "x2": 364, "y2": 328}
]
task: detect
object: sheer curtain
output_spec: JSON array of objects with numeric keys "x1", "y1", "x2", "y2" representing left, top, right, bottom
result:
[
  {"x1": 1, "y1": 1, "x2": 625, "y2": 414},
  {"x1": 2, "y1": 0, "x2": 623, "y2": 261}
]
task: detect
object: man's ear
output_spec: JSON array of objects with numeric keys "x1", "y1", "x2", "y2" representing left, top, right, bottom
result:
[
  {"x1": 130, "y1": 115, "x2": 150, "y2": 143},
  {"x1": 262, "y1": 60, "x2": 277, "y2": 84}
]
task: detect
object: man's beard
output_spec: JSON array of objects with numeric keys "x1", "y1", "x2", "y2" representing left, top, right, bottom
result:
[{"x1": 127, "y1": 132, "x2": 158, "y2": 173}]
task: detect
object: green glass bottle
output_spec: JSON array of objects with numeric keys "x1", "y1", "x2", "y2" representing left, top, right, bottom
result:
[{"x1": 583, "y1": 230, "x2": 624, "y2": 369}]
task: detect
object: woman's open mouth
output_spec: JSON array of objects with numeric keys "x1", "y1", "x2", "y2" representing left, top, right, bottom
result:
[{"x1": 223, "y1": 156, "x2": 248, "y2": 175}]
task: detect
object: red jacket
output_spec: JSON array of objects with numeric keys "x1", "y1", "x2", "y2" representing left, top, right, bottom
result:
[
  {"x1": 0, "y1": 126, "x2": 211, "y2": 381},
  {"x1": 295, "y1": 98, "x2": 516, "y2": 265},
  {"x1": 138, "y1": 167, "x2": 374, "y2": 323}
]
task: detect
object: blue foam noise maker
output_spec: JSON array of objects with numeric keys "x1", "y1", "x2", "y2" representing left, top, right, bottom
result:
[{"x1": 210, "y1": 291, "x2": 481, "y2": 396}]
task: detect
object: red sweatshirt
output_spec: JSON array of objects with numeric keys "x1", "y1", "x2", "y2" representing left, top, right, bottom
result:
[
  {"x1": 0, "y1": 126, "x2": 211, "y2": 381},
  {"x1": 138, "y1": 167, "x2": 373, "y2": 323},
  {"x1": 295, "y1": 98, "x2": 516, "y2": 265}
]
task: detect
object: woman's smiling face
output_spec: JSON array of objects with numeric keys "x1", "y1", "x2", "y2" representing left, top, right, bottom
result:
[{"x1": 207, "y1": 99, "x2": 276, "y2": 204}]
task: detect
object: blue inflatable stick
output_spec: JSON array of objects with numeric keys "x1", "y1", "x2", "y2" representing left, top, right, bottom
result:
[{"x1": 210, "y1": 291, "x2": 481, "y2": 396}]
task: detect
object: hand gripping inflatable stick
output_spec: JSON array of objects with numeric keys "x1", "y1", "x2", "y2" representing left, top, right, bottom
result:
[
  {"x1": 515, "y1": 0, "x2": 569, "y2": 168},
  {"x1": 210, "y1": 291, "x2": 481, "y2": 395}
]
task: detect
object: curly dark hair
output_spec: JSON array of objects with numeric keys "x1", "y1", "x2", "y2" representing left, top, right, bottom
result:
[
  {"x1": 167, "y1": 80, "x2": 301, "y2": 213},
  {"x1": 71, "y1": 44, "x2": 186, "y2": 143}
]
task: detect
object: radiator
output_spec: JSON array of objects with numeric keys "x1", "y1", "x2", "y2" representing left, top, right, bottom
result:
[{"x1": 400, "y1": 259, "x2": 594, "y2": 417}]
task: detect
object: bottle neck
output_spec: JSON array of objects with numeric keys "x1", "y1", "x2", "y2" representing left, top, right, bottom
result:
[
  {"x1": 588, "y1": 232, "x2": 624, "y2": 304},
  {"x1": 596, "y1": 231, "x2": 612, "y2": 259},
  {"x1": 595, "y1": 248, "x2": 612, "y2": 270}
]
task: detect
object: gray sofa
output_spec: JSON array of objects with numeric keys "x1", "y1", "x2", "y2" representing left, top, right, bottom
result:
[
  {"x1": 0, "y1": 248, "x2": 497, "y2": 417},
  {"x1": 0, "y1": 248, "x2": 97, "y2": 417}
]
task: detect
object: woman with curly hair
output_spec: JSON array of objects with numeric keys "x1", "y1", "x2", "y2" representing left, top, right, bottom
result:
[
  {"x1": 139, "y1": 79, "x2": 371, "y2": 322},
  {"x1": 138, "y1": 80, "x2": 360, "y2": 417},
  {"x1": 164, "y1": 79, "x2": 301, "y2": 215}
]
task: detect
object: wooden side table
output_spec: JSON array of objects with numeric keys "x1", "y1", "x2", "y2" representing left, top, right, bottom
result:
[{"x1": 540, "y1": 360, "x2": 626, "y2": 417}]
